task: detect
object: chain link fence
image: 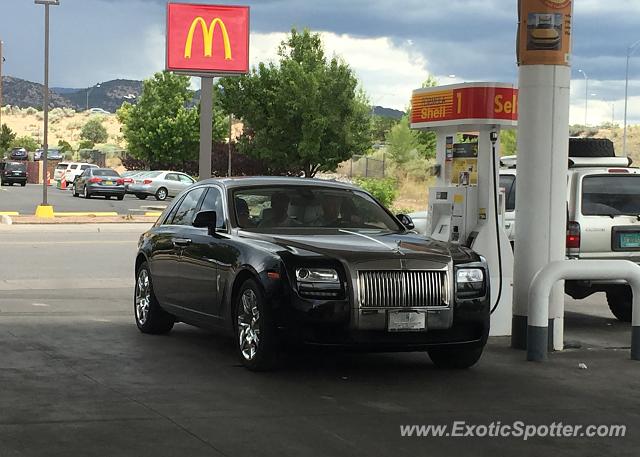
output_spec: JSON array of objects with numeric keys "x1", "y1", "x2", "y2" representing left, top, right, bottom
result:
[{"x1": 337, "y1": 154, "x2": 386, "y2": 178}]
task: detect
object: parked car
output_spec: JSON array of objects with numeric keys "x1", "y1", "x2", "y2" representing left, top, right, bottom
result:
[
  {"x1": 34, "y1": 148, "x2": 64, "y2": 161},
  {"x1": 64, "y1": 162, "x2": 99, "y2": 184},
  {"x1": 72, "y1": 167, "x2": 125, "y2": 200},
  {"x1": 121, "y1": 170, "x2": 147, "y2": 192},
  {"x1": 9, "y1": 148, "x2": 28, "y2": 161},
  {"x1": 500, "y1": 155, "x2": 640, "y2": 321},
  {"x1": 127, "y1": 170, "x2": 195, "y2": 201},
  {"x1": 0, "y1": 161, "x2": 28, "y2": 186},
  {"x1": 134, "y1": 177, "x2": 490, "y2": 371}
]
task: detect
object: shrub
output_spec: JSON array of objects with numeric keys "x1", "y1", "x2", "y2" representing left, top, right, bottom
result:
[{"x1": 354, "y1": 177, "x2": 398, "y2": 208}]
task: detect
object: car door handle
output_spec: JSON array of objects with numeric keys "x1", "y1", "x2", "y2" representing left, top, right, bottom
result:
[{"x1": 172, "y1": 238, "x2": 192, "y2": 247}]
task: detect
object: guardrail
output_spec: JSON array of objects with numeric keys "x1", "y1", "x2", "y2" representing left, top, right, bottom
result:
[{"x1": 528, "y1": 260, "x2": 640, "y2": 362}]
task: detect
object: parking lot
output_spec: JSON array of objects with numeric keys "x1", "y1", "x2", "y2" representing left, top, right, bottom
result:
[
  {"x1": 1, "y1": 224, "x2": 639, "y2": 456},
  {"x1": 0, "y1": 183, "x2": 169, "y2": 216}
]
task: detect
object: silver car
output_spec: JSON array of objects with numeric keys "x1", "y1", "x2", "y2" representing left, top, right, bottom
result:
[{"x1": 127, "y1": 170, "x2": 196, "y2": 201}]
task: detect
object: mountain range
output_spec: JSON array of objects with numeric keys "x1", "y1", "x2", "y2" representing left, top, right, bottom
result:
[
  {"x1": 1, "y1": 76, "x2": 142, "y2": 113},
  {"x1": 1, "y1": 76, "x2": 404, "y2": 119}
]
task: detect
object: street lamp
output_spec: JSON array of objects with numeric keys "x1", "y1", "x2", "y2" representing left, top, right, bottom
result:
[
  {"x1": 34, "y1": 0, "x2": 59, "y2": 215},
  {"x1": 86, "y1": 82, "x2": 101, "y2": 111},
  {"x1": 578, "y1": 69, "x2": 588, "y2": 126},
  {"x1": 623, "y1": 39, "x2": 640, "y2": 155}
]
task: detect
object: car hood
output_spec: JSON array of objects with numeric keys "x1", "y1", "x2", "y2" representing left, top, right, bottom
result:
[{"x1": 240, "y1": 231, "x2": 480, "y2": 266}]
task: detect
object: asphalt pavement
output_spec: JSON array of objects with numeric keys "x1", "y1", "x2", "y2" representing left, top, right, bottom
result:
[
  {"x1": 0, "y1": 183, "x2": 169, "y2": 215},
  {"x1": 1, "y1": 224, "x2": 639, "y2": 456}
]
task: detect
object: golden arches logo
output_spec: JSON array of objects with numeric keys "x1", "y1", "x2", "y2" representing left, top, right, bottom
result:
[{"x1": 184, "y1": 17, "x2": 232, "y2": 60}]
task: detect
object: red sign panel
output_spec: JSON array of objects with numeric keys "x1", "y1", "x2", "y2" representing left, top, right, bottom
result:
[
  {"x1": 166, "y1": 3, "x2": 249, "y2": 75},
  {"x1": 411, "y1": 84, "x2": 518, "y2": 127}
]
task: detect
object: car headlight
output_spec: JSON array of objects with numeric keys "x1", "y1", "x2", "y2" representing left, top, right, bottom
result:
[
  {"x1": 295, "y1": 267, "x2": 342, "y2": 299},
  {"x1": 296, "y1": 268, "x2": 339, "y2": 283},
  {"x1": 456, "y1": 268, "x2": 485, "y2": 299}
]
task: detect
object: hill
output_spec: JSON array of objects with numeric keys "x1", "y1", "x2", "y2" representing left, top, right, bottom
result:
[
  {"x1": 372, "y1": 106, "x2": 404, "y2": 119},
  {"x1": 1, "y1": 76, "x2": 142, "y2": 113}
]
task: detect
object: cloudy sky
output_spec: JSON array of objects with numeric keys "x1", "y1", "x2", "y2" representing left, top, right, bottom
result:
[{"x1": 1, "y1": 0, "x2": 639, "y2": 124}]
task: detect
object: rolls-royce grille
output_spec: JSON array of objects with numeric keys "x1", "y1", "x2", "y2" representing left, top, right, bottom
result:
[{"x1": 357, "y1": 270, "x2": 449, "y2": 308}]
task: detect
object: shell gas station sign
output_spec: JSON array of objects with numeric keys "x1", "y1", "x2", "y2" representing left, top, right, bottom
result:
[
  {"x1": 410, "y1": 83, "x2": 518, "y2": 129},
  {"x1": 166, "y1": 3, "x2": 250, "y2": 75}
]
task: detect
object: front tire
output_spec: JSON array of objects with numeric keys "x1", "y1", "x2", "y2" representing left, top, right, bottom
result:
[
  {"x1": 134, "y1": 262, "x2": 174, "y2": 334},
  {"x1": 83, "y1": 185, "x2": 91, "y2": 199},
  {"x1": 155, "y1": 187, "x2": 168, "y2": 201},
  {"x1": 234, "y1": 278, "x2": 279, "y2": 371},
  {"x1": 428, "y1": 346, "x2": 483, "y2": 369},
  {"x1": 606, "y1": 288, "x2": 632, "y2": 322},
  {"x1": 72, "y1": 184, "x2": 79, "y2": 197}
]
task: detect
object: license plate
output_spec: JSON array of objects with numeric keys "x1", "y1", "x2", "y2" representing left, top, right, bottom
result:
[
  {"x1": 387, "y1": 311, "x2": 426, "y2": 332},
  {"x1": 620, "y1": 232, "x2": 640, "y2": 248},
  {"x1": 104, "y1": 181, "x2": 114, "y2": 185}
]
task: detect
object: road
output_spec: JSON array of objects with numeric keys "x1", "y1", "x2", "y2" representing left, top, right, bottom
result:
[
  {"x1": 0, "y1": 183, "x2": 170, "y2": 215},
  {"x1": 1, "y1": 224, "x2": 638, "y2": 456}
]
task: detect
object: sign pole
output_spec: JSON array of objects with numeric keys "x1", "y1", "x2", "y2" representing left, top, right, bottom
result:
[{"x1": 199, "y1": 76, "x2": 213, "y2": 181}]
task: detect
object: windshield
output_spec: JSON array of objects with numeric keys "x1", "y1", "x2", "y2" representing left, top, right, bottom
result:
[
  {"x1": 232, "y1": 185, "x2": 402, "y2": 233},
  {"x1": 6, "y1": 162, "x2": 26, "y2": 171},
  {"x1": 582, "y1": 175, "x2": 640, "y2": 216}
]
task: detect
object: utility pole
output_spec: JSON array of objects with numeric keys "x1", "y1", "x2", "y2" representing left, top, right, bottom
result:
[
  {"x1": 35, "y1": 0, "x2": 59, "y2": 217},
  {"x1": 227, "y1": 113, "x2": 232, "y2": 177}
]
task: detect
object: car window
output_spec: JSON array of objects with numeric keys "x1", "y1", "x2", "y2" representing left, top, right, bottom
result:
[
  {"x1": 178, "y1": 174, "x2": 194, "y2": 184},
  {"x1": 55, "y1": 164, "x2": 68, "y2": 170},
  {"x1": 170, "y1": 187, "x2": 206, "y2": 226},
  {"x1": 80, "y1": 165, "x2": 90, "y2": 170},
  {"x1": 166, "y1": 173, "x2": 179, "y2": 181},
  {"x1": 200, "y1": 187, "x2": 225, "y2": 228},
  {"x1": 582, "y1": 175, "x2": 640, "y2": 216},
  {"x1": 6, "y1": 162, "x2": 26, "y2": 171},
  {"x1": 232, "y1": 186, "x2": 403, "y2": 232},
  {"x1": 70, "y1": 164, "x2": 78, "y2": 170},
  {"x1": 500, "y1": 174, "x2": 516, "y2": 211},
  {"x1": 93, "y1": 169, "x2": 119, "y2": 177}
]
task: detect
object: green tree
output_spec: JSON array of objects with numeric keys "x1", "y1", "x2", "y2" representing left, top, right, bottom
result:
[
  {"x1": 58, "y1": 139, "x2": 73, "y2": 154},
  {"x1": 219, "y1": 29, "x2": 372, "y2": 177},
  {"x1": 371, "y1": 115, "x2": 399, "y2": 143},
  {"x1": 10, "y1": 135, "x2": 39, "y2": 152},
  {"x1": 385, "y1": 115, "x2": 436, "y2": 164},
  {"x1": 500, "y1": 129, "x2": 517, "y2": 156},
  {"x1": 80, "y1": 118, "x2": 109, "y2": 147},
  {"x1": 0, "y1": 124, "x2": 17, "y2": 152},
  {"x1": 117, "y1": 71, "x2": 227, "y2": 169},
  {"x1": 78, "y1": 140, "x2": 94, "y2": 151}
]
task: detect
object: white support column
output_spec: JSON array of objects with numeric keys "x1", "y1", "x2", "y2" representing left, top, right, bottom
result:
[
  {"x1": 512, "y1": 65, "x2": 571, "y2": 352},
  {"x1": 199, "y1": 76, "x2": 213, "y2": 181}
]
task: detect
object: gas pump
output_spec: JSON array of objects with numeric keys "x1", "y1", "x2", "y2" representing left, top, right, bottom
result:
[{"x1": 410, "y1": 82, "x2": 518, "y2": 336}]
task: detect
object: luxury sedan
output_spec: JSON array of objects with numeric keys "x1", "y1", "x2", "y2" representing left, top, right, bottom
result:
[{"x1": 134, "y1": 177, "x2": 490, "y2": 371}]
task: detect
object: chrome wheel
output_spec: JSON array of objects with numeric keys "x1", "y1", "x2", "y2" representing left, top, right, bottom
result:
[
  {"x1": 156, "y1": 188, "x2": 167, "y2": 201},
  {"x1": 237, "y1": 289, "x2": 260, "y2": 361},
  {"x1": 135, "y1": 269, "x2": 151, "y2": 326}
]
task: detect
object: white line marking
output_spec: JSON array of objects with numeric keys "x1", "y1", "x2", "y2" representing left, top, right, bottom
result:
[{"x1": 31, "y1": 303, "x2": 50, "y2": 307}]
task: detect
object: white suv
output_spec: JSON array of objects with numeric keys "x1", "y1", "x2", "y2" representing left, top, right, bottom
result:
[
  {"x1": 64, "y1": 162, "x2": 99, "y2": 184},
  {"x1": 501, "y1": 152, "x2": 639, "y2": 322}
]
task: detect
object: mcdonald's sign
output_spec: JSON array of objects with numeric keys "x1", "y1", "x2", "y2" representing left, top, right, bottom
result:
[{"x1": 166, "y1": 3, "x2": 249, "y2": 75}]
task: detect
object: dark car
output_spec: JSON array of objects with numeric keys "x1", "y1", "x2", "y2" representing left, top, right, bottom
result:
[
  {"x1": 134, "y1": 177, "x2": 490, "y2": 371},
  {"x1": 34, "y1": 148, "x2": 63, "y2": 161},
  {"x1": 9, "y1": 148, "x2": 28, "y2": 161},
  {"x1": 73, "y1": 167, "x2": 125, "y2": 200},
  {"x1": 0, "y1": 161, "x2": 28, "y2": 186}
]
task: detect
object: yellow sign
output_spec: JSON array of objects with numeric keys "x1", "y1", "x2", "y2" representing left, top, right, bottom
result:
[
  {"x1": 518, "y1": 0, "x2": 572, "y2": 66},
  {"x1": 451, "y1": 158, "x2": 478, "y2": 185},
  {"x1": 184, "y1": 17, "x2": 232, "y2": 60}
]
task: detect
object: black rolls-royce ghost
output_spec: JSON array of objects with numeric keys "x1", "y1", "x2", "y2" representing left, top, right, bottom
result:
[{"x1": 134, "y1": 177, "x2": 490, "y2": 370}]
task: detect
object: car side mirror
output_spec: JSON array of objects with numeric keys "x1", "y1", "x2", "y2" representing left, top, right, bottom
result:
[
  {"x1": 193, "y1": 210, "x2": 217, "y2": 235},
  {"x1": 396, "y1": 214, "x2": 415, "y2": 231}
]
